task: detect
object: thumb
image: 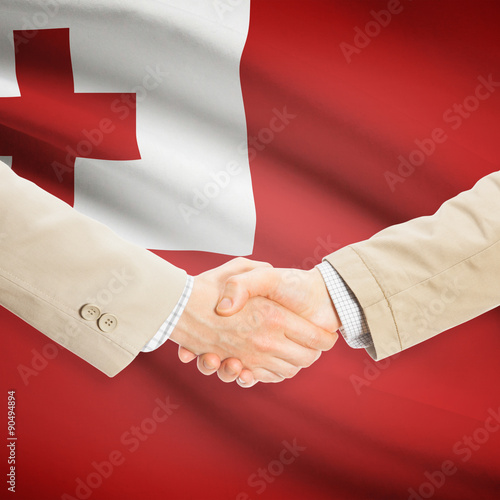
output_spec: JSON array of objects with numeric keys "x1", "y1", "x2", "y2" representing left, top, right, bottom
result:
[{"x1": 216, "y1": 268, "x2": 279, "y2": 316}]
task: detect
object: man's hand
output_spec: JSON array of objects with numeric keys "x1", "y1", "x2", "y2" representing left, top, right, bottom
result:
[
  {"x1": 217, "y1": 267, "x2": 340, "y2": 332},
  {"x1": 171, "y1": 259, "x2": 337, "y2": 384}
]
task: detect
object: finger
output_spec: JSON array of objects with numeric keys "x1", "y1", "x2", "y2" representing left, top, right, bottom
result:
[
  {"x1": 196, "y1": 353, "x2": 222, "y2": 376},
  {"x1": 217, "y1": 268, "x2": 281, "y2": 316},
  {"x1": 236, "y1": 369, "x2": 257, "y2": 388},
  {"x1": 178, "y1": 346, "x2": 197, "y2": 363},
  {"x1": 218, "y1": 354, "x2": 298, "y2": 384},
  {"x1": 248, "y1": 367, "x2": 287, "y2": 383},
  {"x1": 217, "y1": 358, "x2": 245, "y2": 383},
  {"x1": 279, "y1": 305, "x2": 339, "y2": 352},
  {"x1": 247, "y1": 353, "x2": 302, "y2": 381}
]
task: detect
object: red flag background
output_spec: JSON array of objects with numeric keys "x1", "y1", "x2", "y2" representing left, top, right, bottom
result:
[{"x1": 1, "y1": 1, "x2": 500, "y2": 499}]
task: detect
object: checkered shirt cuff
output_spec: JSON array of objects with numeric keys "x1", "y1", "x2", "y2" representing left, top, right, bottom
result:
[
  {"x1": 316, "y1": 261, "x2": 373, "y2": 349},
  {"x1": 141, "y1": 275, "x2": 194, "y2": 352}
]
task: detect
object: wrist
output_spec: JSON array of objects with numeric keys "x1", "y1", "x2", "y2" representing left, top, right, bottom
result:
[
  {"x1": 309, "y1": 267, "x2": 341, "y2": 332},
  {"x1": 169, "y1": 275, "x2": 218, "y2": 355}
]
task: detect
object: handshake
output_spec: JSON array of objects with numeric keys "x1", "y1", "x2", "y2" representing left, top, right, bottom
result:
[{"x1": 170, "y1": 258, "x2": 341, "y2": 388}]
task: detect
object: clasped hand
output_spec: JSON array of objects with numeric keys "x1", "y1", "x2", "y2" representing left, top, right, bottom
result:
[{"x1": 169, "y1": 258, "x2": 340, "y2": 388}]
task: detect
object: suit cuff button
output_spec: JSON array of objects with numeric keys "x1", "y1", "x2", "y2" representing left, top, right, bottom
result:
[
  {"x1": 80, "y1": 304, "x2": 101, "y2": 321},
  {"x1": 98, "y1": 314, "x2": 118, "y2": 333}
]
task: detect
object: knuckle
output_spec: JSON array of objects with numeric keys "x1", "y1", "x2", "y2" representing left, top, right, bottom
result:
[
  {"x1": 263, "y1": 303, "x2": 283, "y2": 328},
  {"x1": 225, "y1": 275, "x2": 240, "y2": 288},
  {"x1": 305, "y1": 329, "x2": 320, "y2": 350},
  {"x1": 283, "y1": 366, "x2": 299, "y2": 379},
  {"x1": 254, "y1": 333, "x2": 274, "y2": 353},
  {"x1": 246, "y1": 307, "x2": 265, "y2": 329},
  {"x1": 323, "y1": 332, "x2": 338, "y2": 351},
  {"x1": 234, "y1": 256, "x2": 250, "y2": 266},
  {"x1": 236, "y1": 322, "x2": 252, "y2": 338}
]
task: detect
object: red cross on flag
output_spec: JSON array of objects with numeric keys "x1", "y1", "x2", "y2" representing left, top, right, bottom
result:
[
  {"x1": 0, "y1": 28, "x2": 141, "y2": 204},
  {"x1": 0, "y1": 0, "x2": 255, "y2": 254}
]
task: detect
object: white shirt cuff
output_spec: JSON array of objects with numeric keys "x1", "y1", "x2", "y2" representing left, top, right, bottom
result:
[
  {"x1": 316, "y1": 261, "x2": 373, "y2": 349},
  {"x1": 141, "y1": 275, "x2": 194, "y2": 352}
]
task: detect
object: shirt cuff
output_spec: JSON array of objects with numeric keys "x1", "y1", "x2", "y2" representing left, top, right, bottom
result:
[
  {"x1": 141, "y1": 275, "x2": 194, "y2": 353},
  {"x1": 316, "y1": 261, "x2": 373, "y2": 349}
]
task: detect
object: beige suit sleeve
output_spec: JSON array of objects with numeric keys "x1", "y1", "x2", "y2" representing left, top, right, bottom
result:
[
  {"x1": 326, "y1": 171, "x2": 500, "y2": 360},
  {"x1": 0, "y1": 162, "x2": 186, "y2": 376}
]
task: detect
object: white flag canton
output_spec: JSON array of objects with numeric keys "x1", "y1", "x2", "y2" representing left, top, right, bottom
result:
[{"x1": 0, "y1": 0, "x2": 255, "y2": 255}]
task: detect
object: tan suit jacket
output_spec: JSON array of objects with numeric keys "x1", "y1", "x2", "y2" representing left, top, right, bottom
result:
[
  {"x1": 0, "y1": 161, "x2": 186, "y2": 376},
  {"x1": 327, "y1": 171, "x2": 500, "y2": 360}
]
